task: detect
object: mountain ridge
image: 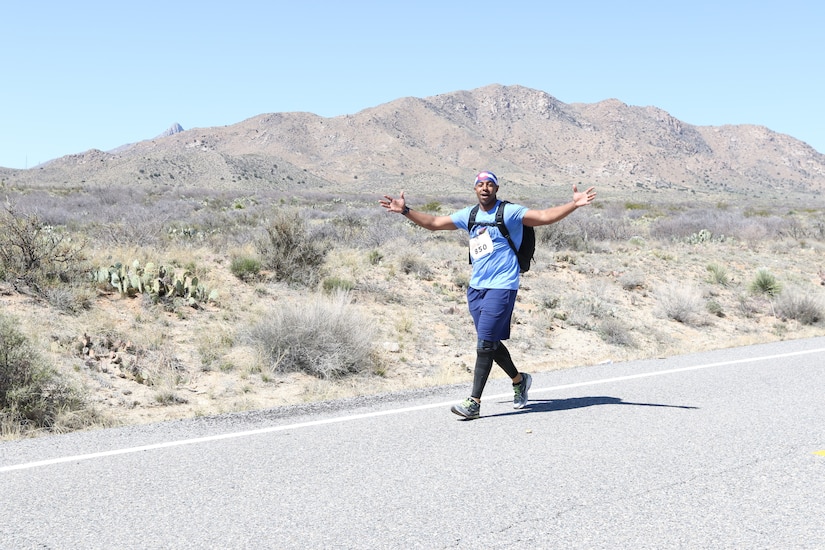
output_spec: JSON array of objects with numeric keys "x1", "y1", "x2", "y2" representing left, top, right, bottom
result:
[{"x1": 2, "y1": 84, "x2": 823, "y2": 204}]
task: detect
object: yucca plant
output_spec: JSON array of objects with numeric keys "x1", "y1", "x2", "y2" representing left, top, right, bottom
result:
[{"x1": 749, "y1": 268, "x2": 782, "y2": 297}]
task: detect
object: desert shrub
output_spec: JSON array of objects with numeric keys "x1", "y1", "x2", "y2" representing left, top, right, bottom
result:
[
  {"x1": 368, "y1": 250, "x2": 383, "y2": 265},
  {"x1": 244, "y1": 292, "x2": 376, "y2": 379},
  {"x1": 539, "y1": 294, "x2": 561, "y2": 310},
  {"x1": 90, "y1": 210, "x2": 170, "y2": 247},
  {"x1": 0, "y1": 313, "x2": 86, "y2": 434},
  {"x1": 452, "y1": 270, "x2": 470, "y2": 290},
  {"x1": 128, "y1": 344, "x2": 188, "y2": 389},
  {"x1": 566, "y1": 295, "x2": 612, "y2": 330},
  {"x1": 399, "y1": 255, "x2": 434, "y2": 280},
  {"x1": 706, "y1": 299, "x2": 725, "y2": 317},
  {"x1": 749, "y1": 268, "x2": 782, "y2": 296},
  {"x1": 655, "y1": 283, "x2": 708, "y2": 326},
  {"x1": 256, "y1": 210, "x2": 329, "y2": 287},
  {"x1": 736, "y1": 293, "x2": 762, "y2": 318},
  {"x1": 650, "y1": 209, "x2": 784, "y2": 242},
  {"x1": 572, "y1": 211, "x2": 632, "y2": 241},
  {"x1": 43, "y1": 284, "x2": 95, "y2": 313},
  {"x1": 706, "y1": 263, "x2": 730, "y2": 286},
  {"x1": 536, "y1": 221, "x2": 588, "y2": 251},
  {"x1": 329, "y1": 211, "x2": 365, "y2": 242},
  {"x1": 619, "y1": 271, "x2": 646, "y2": 290},
  {"x1": 0, "y1": 203, "x2": 87, "y2": 291},
  {"x1": 359, "y1": 214, "x2": 412, "y2": 248},
  {"x1": 598, "y1": 318, "x2": 636, "y2": 347},
  {"x1": 230, "y1": 256, "x2": 262, "y2": 282},
  {"x1": 774, "y1": 289, "x2": 823, "y2": 325},
  {"x1": 322, "y1": 276, "x2": 355, "y2": 293}
]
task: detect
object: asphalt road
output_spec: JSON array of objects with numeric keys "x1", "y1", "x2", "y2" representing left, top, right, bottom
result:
[{"x1": 2, "y1": 336, "x2": 824, "y2": 549}]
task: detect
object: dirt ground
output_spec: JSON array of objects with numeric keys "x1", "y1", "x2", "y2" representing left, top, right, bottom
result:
[{"x1": 4, "y1": 233, "x2": 824, "y2": 435}]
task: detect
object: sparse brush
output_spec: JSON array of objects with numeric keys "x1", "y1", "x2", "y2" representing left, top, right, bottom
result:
[
  {"x1": 536, "y1": 221, "x2": 587, "y2": 251},
  {"x1": 655, "y1": 283, "x2": 709, "y2": 327},
  {"x1": 598, "y1": 318, "x2": 636, "y2": 347},
  {"x1": 618, "y1": 271, "x2": 646, "y2": 291},
  {"x1": 774, "y1": 288, "x2": 824, "y2": 325},
  {"x1": 243, "y1": 291, "x2": 376, "y2": 379},
  {"x1": 566, "y1": 295, "x2": 611, "y2": 330},
  {"x1": 43, "y1": 284, "x2": 95, "y2": 314},
  {"x1": 399, "y1": 255, "x2": 433, "y2": 280}
]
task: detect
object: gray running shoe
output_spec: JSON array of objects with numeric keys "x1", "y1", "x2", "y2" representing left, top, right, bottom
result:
[
  {"x1": 451, "y1": 398, "x2": 480, "y2": 420},
  {"x1": 513, "y1": 373, "x2": 532, "y2": 409}
]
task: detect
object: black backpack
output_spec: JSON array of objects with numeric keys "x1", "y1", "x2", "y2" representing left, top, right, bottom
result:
[{"x1": 468, "y1": 201, "x2": 535, "y2": 273}]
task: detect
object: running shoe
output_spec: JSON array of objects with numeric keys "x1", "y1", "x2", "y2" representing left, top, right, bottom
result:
[
  {"x1": 513, "y1": 373, "x2": 532, "y2": 409},
  {"x1": 451, "y1": 397, "x2": 480, "y2": 420}
]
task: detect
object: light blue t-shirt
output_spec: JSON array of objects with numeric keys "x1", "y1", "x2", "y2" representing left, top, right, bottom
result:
[{"x1": 451, "y1": 200, "x2": 528, "y2": 290}]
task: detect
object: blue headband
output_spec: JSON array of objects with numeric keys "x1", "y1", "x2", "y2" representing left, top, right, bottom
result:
[{"x1": 474, "y1": 171, "x2": 498, "y2": 186}]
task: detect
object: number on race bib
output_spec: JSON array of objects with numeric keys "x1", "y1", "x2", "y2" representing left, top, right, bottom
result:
[{"x1": 469, "y1": 231, "x2": 494, "y2": 261}]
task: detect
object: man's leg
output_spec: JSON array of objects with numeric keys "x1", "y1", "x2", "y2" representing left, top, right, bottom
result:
[
  {"x1": 495, "y1": 339, "x2": 531, "y2": 409},
  {"x1": 451, "y1": 339, "x2": 496, "y2": 420},
  {"x1": 470, "y1": 339, "x2": 498, "y2": 400},
  {"x1": 493, "y1": 342, "x2": 519, "y2": 379}
]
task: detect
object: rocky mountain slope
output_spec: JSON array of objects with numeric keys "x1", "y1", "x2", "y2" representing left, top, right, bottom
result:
[{"x1": 2, "y1": 84, "x2": 824, "y2": 204}]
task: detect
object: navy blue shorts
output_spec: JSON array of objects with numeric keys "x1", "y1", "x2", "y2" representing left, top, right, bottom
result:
[{"x1": 467, "y1": 287, "x2": 518, "y2": 342}]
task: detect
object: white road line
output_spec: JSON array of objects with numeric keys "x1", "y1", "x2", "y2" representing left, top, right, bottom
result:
[{"x1": 2, "y1": 347, "x2": 823, "y2": 474}]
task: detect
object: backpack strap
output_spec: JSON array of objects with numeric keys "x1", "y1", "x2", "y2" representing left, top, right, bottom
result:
[
  {"x1": 495, "y1": 201, "x2": 519, "y2": 257},
  {"x1": 467, "y1": 205, "x2": 479, "y2": 264},
  {"x1": 468, "y1": 204, "x2": 480, "y2": 232}
]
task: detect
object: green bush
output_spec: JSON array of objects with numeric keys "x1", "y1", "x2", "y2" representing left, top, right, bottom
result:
[
  {"x1": 749, "y1": 268, "x2": 782, "y2": 296},
  {"x1": 0, "y1": 313, "x2": 86, "y2": 434},
  {"x1": 230, "y1": 256, "x2": 262, "y2": 281},
  {"x1": 322, "y1": 276, "x2": 355, "y2": 293},
  {"x1": 368, "y1": 250, "x2": 383, "y2": 265},
  {"x1": 706, "y1": 263, "x2": 730, "y2": 286}
]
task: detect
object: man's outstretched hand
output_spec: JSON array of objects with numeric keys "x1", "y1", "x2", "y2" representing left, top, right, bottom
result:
[
  {"x1": 380, "y1": 190, "x2": 406, "y2": 213},
  {"x1": 572, "y1": 185, "x2": 596, "y2": 207}
]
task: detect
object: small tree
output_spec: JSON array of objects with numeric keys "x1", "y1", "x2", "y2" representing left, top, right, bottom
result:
[{"x1": 0, "y1": 203, "x2": 86, "y2": 291}]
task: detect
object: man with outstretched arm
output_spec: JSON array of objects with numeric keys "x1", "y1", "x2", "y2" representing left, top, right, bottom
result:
[{"x1": 380, "y1": 171, "x2": 596, "y2": 419}]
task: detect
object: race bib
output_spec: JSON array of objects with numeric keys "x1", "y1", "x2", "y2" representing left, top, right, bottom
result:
[{"x1": 469, "y1": 229, "x2": 494, "y2": 261}]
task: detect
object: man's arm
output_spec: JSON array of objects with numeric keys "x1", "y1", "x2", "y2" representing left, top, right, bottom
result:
[
  {"x1": 522, "y1": 185, "x2": 596, "y2": 227},
  {"x1": 380, "y1": 190, "x2": 458, "y2": 231}
]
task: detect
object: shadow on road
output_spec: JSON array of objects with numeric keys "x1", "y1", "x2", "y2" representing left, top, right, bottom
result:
[{"x1": 486, "y1": 395, "x2": 699, "y2": 418}]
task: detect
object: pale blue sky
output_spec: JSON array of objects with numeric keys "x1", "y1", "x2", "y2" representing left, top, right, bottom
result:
[{"x1": 2, "y1": 0, "x2": 823, "y2": 169}]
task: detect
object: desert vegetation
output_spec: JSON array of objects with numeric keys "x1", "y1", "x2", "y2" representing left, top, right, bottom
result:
[{"x1": 1, "y1": 183, "x2": 824, "y2": 439}]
